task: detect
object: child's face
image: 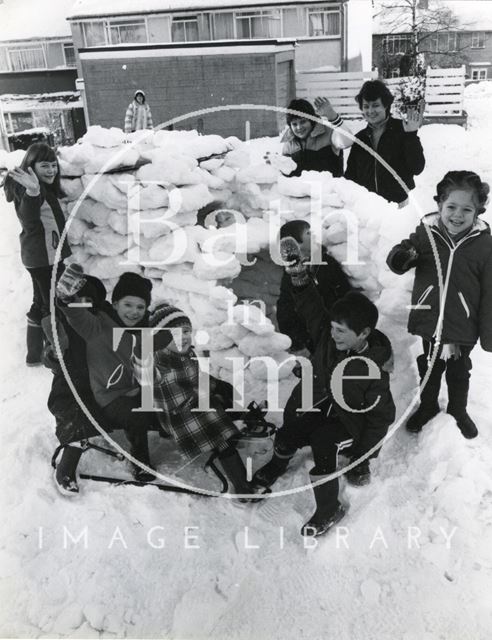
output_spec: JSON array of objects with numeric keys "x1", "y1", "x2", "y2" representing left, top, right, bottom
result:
[
  {"x1": 361, "y1": 98, "x2": 387, "y2": 127},
  {"x1": 290, "y1": 117, "x2": 313, "y2": 140},
  {"x1": 34, "y1": 160, "x2": 58, "y2": 185},
  {"x1": 299, "y1": 227, "x2": 312, "y2": 257},
  {"x1": 331, "y1": 320, "x2": 368, "y2": 352},
  {"x1": 439, "y1": 189, "x2": 477, "y2": 236},
  {"x1": 113, "y1": 296, "x2": 147, "y2": 327},
  {"x1": 166, "y1": 326, "x2": 193, "y2": 354}
]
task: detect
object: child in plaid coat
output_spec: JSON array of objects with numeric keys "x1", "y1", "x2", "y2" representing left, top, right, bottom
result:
[{"x1": 134, "y1": 303, "x2": 253, "y2": 498}]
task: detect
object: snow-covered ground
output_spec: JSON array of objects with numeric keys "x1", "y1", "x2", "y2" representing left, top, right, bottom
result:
[{"x1": 1, "y1": 84, "x2": 492, "y2": 640}]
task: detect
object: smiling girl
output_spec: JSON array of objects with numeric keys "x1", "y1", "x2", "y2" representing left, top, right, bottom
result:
[
  {"x1": 4, "y1": 143, "x2": 71, "y2": 365},
  {"x1": 387, "y1": 171, "x2": 492, "y2": 438}
]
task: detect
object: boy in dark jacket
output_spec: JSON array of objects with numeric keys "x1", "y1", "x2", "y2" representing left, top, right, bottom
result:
[
  {"x1": 49, "y1": 275, "x2": 109, "y2": 495},
  {"x1": 345, "y1": 80, "x2": 425, "y2": 206},
  {"x1": 276, "y1": 220, "x2": 351, "y2": 352},
  {"x1": 387, "y1": 170, "x2": 492, "y2": 439},
  {"x1": 254, "y1": 252, "x2": 396, "y2": 537}
]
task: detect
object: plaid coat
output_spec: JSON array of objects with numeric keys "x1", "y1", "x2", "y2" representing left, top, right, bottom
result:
[{"x1": 136, "y1": 348, "x2": 239, "y2": 459}]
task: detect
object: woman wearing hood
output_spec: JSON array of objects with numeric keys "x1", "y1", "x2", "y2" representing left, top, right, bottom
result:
[{"x1": 124, "y1": 90, "x2": 153, "y2": 133}]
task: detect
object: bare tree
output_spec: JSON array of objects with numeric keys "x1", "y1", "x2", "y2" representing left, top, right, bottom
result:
[{"x1": 374, "y1": 0, "x2": 471, "y2": 77}]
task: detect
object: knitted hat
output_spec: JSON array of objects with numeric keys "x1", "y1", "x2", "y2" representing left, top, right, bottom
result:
[
  {"x1": 78, "y1": 276, "x2": 106, "y2": 307},
  {"x1": 111, "y1": 272, "x2": 152, "y2": 306},
  {"x1": 149, "y1": 302, "x2": 192, "y2": 330},
  {"x1": 286, "y1": 98, "x2": 316, "y2": 125}
]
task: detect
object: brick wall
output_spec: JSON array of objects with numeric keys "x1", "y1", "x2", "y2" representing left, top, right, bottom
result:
[{"x1": 82, "y1": 51, "x2": 290, "y2": 138}]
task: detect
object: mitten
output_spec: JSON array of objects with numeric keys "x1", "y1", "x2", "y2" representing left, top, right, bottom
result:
[
  {"x1": 280, "y1": 236, "x2": 310, "y2": 287},
  {"x1": 56, "y1": 263, "x2": 86, "y2": 300},
  {"x1": 399, "y1": 246, "x2": 419, "y2": 271}
]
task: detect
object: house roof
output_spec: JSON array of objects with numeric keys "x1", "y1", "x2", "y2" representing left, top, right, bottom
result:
[
  {"x1": 67, "y1": 0, "x2": 340, "y2": 20},
  {"x1": 373, "y1": 1, "x2": 492, "y2": 35},
  {"x1": 0, "y1": 0, "x2": 73, "y2": 41}
]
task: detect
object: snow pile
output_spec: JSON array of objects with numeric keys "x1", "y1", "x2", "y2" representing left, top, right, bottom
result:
[{"x1": 54, "y1": 125, "x2": 415, "y2": 408}]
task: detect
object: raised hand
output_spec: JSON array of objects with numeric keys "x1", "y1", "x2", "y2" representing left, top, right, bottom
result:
[
  {"x1": 280, "y1": 236, "x2": 302, "y2": 266},
  {"x1": 314, "y1": 96, "x2": 338, "y2": 121},
  {"x1": 403, "y1": 100, "x2": 425, "y2": 132},
  {"x1": 9, "y1": 167, "x2": 40, "y2": 195},
  {"x1": 56, "y1": 263, "x2": 86, "y2": 300}
]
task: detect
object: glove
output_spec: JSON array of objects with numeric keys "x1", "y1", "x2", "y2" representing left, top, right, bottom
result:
[
  {"x1": 280, "y1": 237, "x2": 310, "y2": 287},
  {"x1": 400, "y1": 246, "x2": 419, "y2": 271},
  {"x1": 56, "y1": 263, "x2": 86, "y2": 300}
]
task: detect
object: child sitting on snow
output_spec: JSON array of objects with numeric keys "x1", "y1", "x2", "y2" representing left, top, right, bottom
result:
[
  {"x1": 254, "y1": 243, "x2": 396, "y2": 537},
  {"x1": 387, "y1": 170, "x2": 492, "y2": 439},
  {"x1": 276, "y1": 220, "x2": 351, "y2": 353},
  {"x1": 56, "y1": 265, "x2": 159, "y2": 482},
  {"x1": 49, "y1": 275, "x2": 109, "y2": 495},
  {"x1": 133, "y1": 303, "x2": 253, "y2": 499}
]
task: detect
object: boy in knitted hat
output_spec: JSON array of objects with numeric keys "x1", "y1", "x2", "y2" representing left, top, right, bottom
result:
[
  {"x1": 56, "y1": 265, "x2": 158, "y2": 483},
  {"x1": 134, "y1": 302, "x2": 254, "y2": 499}
]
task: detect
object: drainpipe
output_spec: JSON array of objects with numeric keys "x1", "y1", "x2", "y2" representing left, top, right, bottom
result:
[{"x1": 341, "y1": 1, "x2": 348, "y2": 72}]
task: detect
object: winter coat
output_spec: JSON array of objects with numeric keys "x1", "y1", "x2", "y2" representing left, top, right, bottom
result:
[
  {"x1": 148, "y1": 349, "x2": 239, "y2": 459},
  {"x1": 287, "y1": 281, "x2": 396, "y2": 457},
  {"x1": 124, "y1": 92, "x2": 153, "y2": 133},
  {"x1": 345, "y1": 117, "x2": 425, "y2": 204},
  {"x1": 48, "y1": 322, "x2": 107, "y2": 445},
  {"x1": 59, "y1": 301, "x2": 144, "y2": 408},
  {"x1": 276, "y1": 251, "x2": 352, "y2": 351},
  {"x1": 13, "y1": 189, "x2": 71, "y2": 269},
  {"x1": 386, "y1": 213, "x2": 492, "y2": 351},
  {"x1": 281, "y1": 122, "x2": 345, "y2": 177}
]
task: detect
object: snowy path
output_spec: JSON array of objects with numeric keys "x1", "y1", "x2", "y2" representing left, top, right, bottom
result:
[{"x1": 1, "y1": 86, "x2": 492, "y2": 639}]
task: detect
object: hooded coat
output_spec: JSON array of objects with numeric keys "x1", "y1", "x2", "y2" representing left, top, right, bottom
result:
[
  {"x1": 386, "y1": 213, "x2": 492, "y2": 351},
  {"x1": 281, "y1": 121, "x2": 347, "y2": 177},
  {"x1": 124, "y1": 90, "x2": 153, "y2": 133}
]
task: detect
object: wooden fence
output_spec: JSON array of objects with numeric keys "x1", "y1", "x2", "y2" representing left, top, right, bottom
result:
[{"x1": 296, "y1": 66, "x2": 466, "y2": 120}]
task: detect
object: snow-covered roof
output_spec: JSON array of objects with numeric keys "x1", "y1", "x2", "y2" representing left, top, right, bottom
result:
[
  {"x1": 0, "y1": 92, "x2": 82, "y2": 111},
  {"x1": 373, "y1": 0, "x2": 492, "y2": 35},
  {"x1": 0, "y1": 0, "x2": 73, "y2": 42},
  {"x1": 68, "y1": 0, "x2": 337, "y2": 20}
]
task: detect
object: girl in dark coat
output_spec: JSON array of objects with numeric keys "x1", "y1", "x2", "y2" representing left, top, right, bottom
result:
[
  {"x1": 345, "y1": 80, "x2": 425, "y2": 206},
  {"x1": 387, "y1": 171, "x2": 492, "y2": 438},
  {"x1": 4, "y1": 143, "x2": 71, "y2": 365}
]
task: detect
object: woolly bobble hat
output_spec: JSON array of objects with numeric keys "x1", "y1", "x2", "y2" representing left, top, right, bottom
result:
[
  {"x1": 111, "y1": 272, "x2": 152, "y2": 306},
  {"x1": 149, "y1": 302, "x2": 192, "y2": 330},
  {"x1": 286, "y1": 98, "x2": 316, "y2": 125}
]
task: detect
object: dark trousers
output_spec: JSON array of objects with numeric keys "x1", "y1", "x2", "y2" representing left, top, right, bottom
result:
[
  {"x1": 420, "y1": 339, "x2": 473, "y2": 412},
  {"x1": 102, "y1": 394, "x2": 160, "y2": 436},
  {"x1": 26, "y1": 264, "x2": 63, "y2": 321},
  {"x1": 275, "y1": 405, "x2": 353, "y2": 514}
]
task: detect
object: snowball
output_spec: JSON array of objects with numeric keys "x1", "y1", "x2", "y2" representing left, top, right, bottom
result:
[
  {"x1": 161, "y1": 272, "x2": 216, "y2": 295},
  {"x1": 224, "y1": 148, "x2": 251, "y2": 169},
  {"x1": 148, "y1": 229, "x2": 198, "y2": 265},
  {"x1": 212, "y1": 166, "x2": 236, "y2": 182},
  {"x1": 198, "y1": 326, "x2": 234, "y2": 351},
  {"x1": 83, "y1": 227, "x2": 129, "y2": 256},
  {"x1": 168, "y1": 183, "x2": 213, "y2": 214},
  {"x1": 236, "y1": 163, "x2": 279, "y2": 185},
  {"x1": 193, "y1": 252, "x2": 241, "y2": 281},
  {"x1": 85, "y1": 255, "x2": 139, "y2": 280},
  {"x1": 130, "y1": 183, "x2": 170, "y2": 210},
  {"x1": 199, "y1": 158, "x2": 224, "y2": 171},
  {"x1": 232, "y1": 304, "x2": 272, "y2": 333},
  {"x1": 61, "y1": 178, "x2": 84, "y2": 201},
  {"x1": 82, "y1": 125, "x2": 126, "y2": 148},
  {"x1": 129, "y1": 209, "x2": 174, "y2": 239},
  {"x1": 81, "y1": 175, "x2": 128, "y2": 209},
  {"x1": 67, "y1": 218, "x2": 89, "y2": 245},
  {"x1": 238, "y1": 332, "x2": 291, "y2": 356},
  {"x1": 107, "y1": 210, "x2": 128, "y2": 235},
  {"x1": 136, "y1": 156, "x2": 201, "y2": 187},
  {"x1": 210, "y1": 347, "x2": 245, "y2": 371},
  {"x1": 219, "y1": 322, "x2": 250, "y2": 343},
  {"x1": 248, "y1": 350, "x2": 295, "y2": 380}
]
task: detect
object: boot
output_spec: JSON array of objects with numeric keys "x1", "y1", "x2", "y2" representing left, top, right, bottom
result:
[
  {"x1": 126, "y1": 429, "x2": 156, "y2": 482},
  {"x1": 406, "y1": 354, "x2": 445, "y2": 433},
  {"x1": 217, "y1": 446, "x2": 257, "y2": 502},
  {"x1": 301, "y1": 471, "x2": 346, "y2": 537},
  {"x1": 26, "y1": 320, "x2": 44, "y2": 366},
  {"x1": 252, "y1": 451, "x2": 293, "y2": 490},
  {"x1": 345, "y1": 459, "x2": 371, "y2": 487},
  {"x1": 446, "y1": 371, "x2": 478, "y2": 439},
  {"x1": 54, "y1": 445, "x2": 83, "y2": 496}
]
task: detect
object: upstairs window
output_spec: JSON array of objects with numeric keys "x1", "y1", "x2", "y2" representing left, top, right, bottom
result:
[
  {"x1": 471, "y1": 32, "x2": 485, "y2": 49},
  {"x1": 82, "y1": 21, "x2": 107, "y2": 46},
  {"x1": 383, "y1": 34, "x2": 411, "y2": 55},
  {"x1": 8, "y1": 45, "x2": 46, "y2": 70},
  {"x1": 109, "y1": 19, "x2": 147, "y2": 44},
  {"x1": 307, "y1": 7, "x2": 341, "y2": 37},
  {"x1": 63, "y1": 44, "x2": 76, "y2": 67},
  {"x1": 235, "y1": 10, "x2": 281, "y2": 39},
  {"x1": 172, "y1": 16, "x2": 199, "y2": 42}
]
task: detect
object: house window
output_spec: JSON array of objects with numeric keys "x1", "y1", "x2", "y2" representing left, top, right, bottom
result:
[
  {"x1": 172, "y1": 15, "x2": 199, "y2": 42},
  {"x1": 82, "y1": 21, "x2": 107, "y2": 46},
  {"x1": 63, "y1": 44, "x2": 76, "y2": 67},
  {"x1": 446, "y1": 32, "x2": 458, "y2": 52},
  {"x1": 109, "y1": 19, "x2": 147, "y2": 44},
  {"x1": 391, "y1": 69, "x2": 400, "y2": 78},
  {"x1": 213, "y1": 12, "x2": 235, "y2": 39},
  {"x1": 235, "y1": 10, "x2": 281, "y2": 39},
  {"x1": 7, "y1": 45, "x2": 47, "y2": 71},
  {"x1": 306, "y1": 7, "x2": 341, "y2": 37},
  {"x1": 471, "y1": 68, "x2": 488, "y2": 80},
  {"x1": 471, "y1": 32, "x2": 485, "y2": 49},
  {"x1": 383, "y1": 34, "x2": 411, "y2": 55},
  {"x1": 7, "y1": 112, "x2": 35, "y2": 134}
]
